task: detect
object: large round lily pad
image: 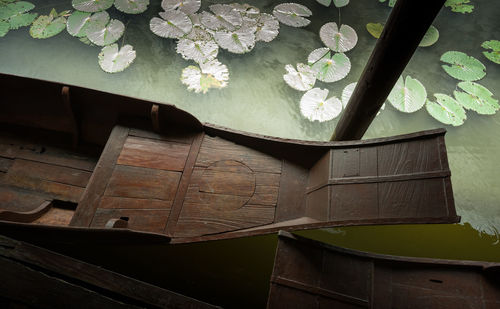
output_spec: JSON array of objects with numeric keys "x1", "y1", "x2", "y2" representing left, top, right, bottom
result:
[
  {"x1": 419, "y1": 25, "x2": 439, "y2": 47},
  {"x1": 426, "y1": 93, "x2": 466, "y2": 126},
  {"x1": 440, "y1": 51, "x2": 486, "y2": 81},
  {"x1": 454, "y1": 81, "x2": 499, "y2": 115},
  {"x1": 29, "y1": 9, "x2": 67, "y2": 39},
  {"x1": 307, "y1": 47, "x2": 330, "y2": 65},
  {"x1": 86, "y1": 19, "x2": 124, "y2": 46},
  {"x1": 202, "y1": 4, "x2": 242, "y2": 31},
  {"x1": 272, "y1": 3, "x2": 311, "y2": 28},
  {"x1": 114, "y1": 0, "x2": 149, "y2": 14},
  {"x1": 72, "y1": 0, "x2": 114, "y2": 13},
  {"x1": 283, "y1": 63, "x2": 317, "y2": 91},
  {"x1": 300, "y1": 88, "x2": 342, "y2": 122},
  {"x1": 176, "y1": 38, "x2": 218, "y2": 63},
  {"x1": 387, "y1": 75, "x2": 427, "y2": 113},
  {"x1": 67, "y1": 10, "x2": 109, "y2": 37},
  {"x1": 98, "y1": 43, "x2": 136, "y2": 73},
  {"x1": 1, "y1": 1, "x2": 37, "y2": 30},
  {"x1": 213, "y1": 25, "x2": 256, "y2": 54},
  {"x1": 481, "y1": 40, "x2": 500, "y2": 64},
  {"x1": 150, "y1": 10, "x2": 192, "y2": 39},
  {"x1": 366, "y1": 22, "x2": 383, "y2": 39},
  {"x1": 162, "y1": 0, "x2": 201, "y2": 15},
  {"x1": 181, "y1": 59, "x2": 229, "y2": 93},
  {"x1": 320, "y1": 22, "x2": 357, "y2": 53},
  {"x1": 255, "y1": 13, "x2": 279, "y2": 43},
  {"x1": 311, "y1": 52, "x2": 351, "y2": 83}
]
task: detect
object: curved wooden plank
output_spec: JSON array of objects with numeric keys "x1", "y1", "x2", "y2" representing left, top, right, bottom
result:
[{"x1": 0, "y1": 201, "x2": 52, "y2": 223}]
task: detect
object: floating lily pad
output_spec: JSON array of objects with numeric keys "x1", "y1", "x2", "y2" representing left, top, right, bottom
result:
[
  {"x1": 230, "y1": 3, "x2": 259, "y2": 18},
  {"x1": 307, "y1": 47, "x2": 330, "y2": 64},
  {"x1": 150, "y1": 10, "x2": 192, "y2": 39},
  {"x1": 67, "y1": 10, "x2": 109, "y2": 37},
  {"x1": 86, "y1": 19, "x2": 124, "y2": 46},
  {"x1": 176, "y1": 38, "x2": 218, "y2": 63},
  {"x1": 30, "y1": 9, "x2": 67, "y2": 39},
  {"x1": 72, "y1": 0, "x2": 114, "y2": 13},
  {"x1": 203, "y1": 4, "x2": 242, "y2": 31},
  {"x1": 333, "y1": 0, "x2": 349, "y2": 8},
  {"x1": 320, "y1": 22, "x2": 357, "y2": 53},
  {"x1": 454, "y1": 81, "x2": 499, "y2": 115},
  {"x1": 184, "y1": 25, "x2": 211, "y2": 41},
  {"x1": 419, "y1": 25, "x2": 439, "y2": 47},
  {"x1": 441, "y1": 51, "x2": 486, "y2": 81},
  {"x1": 181, "y1": 59, "x2": 229, "y2": 93},
  {"x1": 300, "y1": 88, "x2": 343, "y2": 122},
  {"x1": 272, "y1": 3, "x2": 311, "y2": 28},
  {"x1": 213, "y1": 25, "x2": 256, "y2": 54},
  {"x1": 255, "y1": 13, "x2": 279, "y2": 43},
  {"x1": 311, "y1": 52, "x2": 351, "y2": 83},
  {"x1": 283, "y1": 63, "x2": 317, "y2": 91},
  {"x1": 426, "y1": 94, "x2": 466, "y2": 126},
  {"x1": 1, "y1": 1, "x2": 37, "y2": 30},
  {"x1": 481, "y1": 40, "x2": 500, "y2": 64},
  {"x1": 114, "y1": 0, "x2": 149, "y2": 14},
  {"x1": 388, "y1": 75, "x2": 427, "y2": 113},
  {"x1": 316, "y1": 0, "x2": 331, "y2": 6},
  {"x1": 341, "y1": 82, "x2": 356, "y2": 108},
  {"x1": 98, "y1": 43, "x2": 136, "y2": 73},
  {"x1": 162, "y1": 0, "x2": 201, "y2": 15},
  {"x1": 366, "y1": 22, "x2": 383, "y2": 39},
  {"x1": 445, "y1": 0, "x2": 473, "y2": 14},
  {"x1": 0, "y1": 20, "x2": 9, "y2": 37}
]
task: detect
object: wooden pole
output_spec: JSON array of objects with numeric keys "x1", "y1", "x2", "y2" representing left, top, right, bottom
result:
[{"x1": 331, "y1": 0, "x2": 446, "y2": 141}]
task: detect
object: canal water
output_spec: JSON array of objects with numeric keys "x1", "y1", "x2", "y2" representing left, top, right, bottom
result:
[{"x1": 1, "y1": 0, "x2": 499, "y2": 308}]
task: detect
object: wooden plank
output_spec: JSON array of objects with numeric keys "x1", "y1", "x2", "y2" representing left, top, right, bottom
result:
[
  {"x1": 275, "y1": 161, "x2": 308, "y2": 222},
  {"x1": 99, "y1": 196, "x2": 172, "y2": 210},
  {"x1": 117, "y1": 136, "x2": 190, "y2": 172},
  {"x1": 129, "y1": 127, "x2": 195, "y2": 144},
  {"x1": 332, "y1": 0, "x2": 446, "y2": 140},
  {"x1": 0, "y1": 201, "x2": 52, "y2": 223},
  {"x1": 0, "y1": 157, "x2": 13, "y2": 173},
  {"x1": 91, "y1": 209, "x2": 170, "y2": 233},
  {"x1": 104, "y1": 165, "x2": 181, "y2": 202},
  {"x1": 164, "y1": 133, "x2": 204, "y2": 235},
  {"x1": 70, "y1": 126, "x2": 129, "y2": 227},
  {"x1": 32, "y1": 207, "x2": 74, "y2": 226},
  {"x1": 0, "y1": 186, "x2": 50, "y2": 213}
]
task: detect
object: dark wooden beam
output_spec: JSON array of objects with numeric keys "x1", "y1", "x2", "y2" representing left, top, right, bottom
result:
[{"x1": 331, "y1": 0, "x2": 446, "y2": 141}]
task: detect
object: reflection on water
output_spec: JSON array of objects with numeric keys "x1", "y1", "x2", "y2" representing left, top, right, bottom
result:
[{"x1": 1, "y1": 0, "x2": 499, "y2": 255}]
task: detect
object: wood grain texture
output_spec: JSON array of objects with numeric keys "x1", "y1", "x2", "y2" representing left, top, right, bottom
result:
[
  {"x1": 70, "y1": 126, "x2": 129, "y2": 227},
  {"x1": 275, "y1": 161, "x2": 308, "y2": 222},
  {"x1": 99, "y1": 196, "x2": 172, "y2": 210},
  {"x1": 0, "y1": 186, "x2": 50, "y2": 213},
  {"x1": 129, "y1": 128, "x2": 195, "y2": 145},
  {"x1": 91, "y1": 209, "x2": 170, "y2": 233},
  {"x1": 117, "y1": 136, "x2": 190, "y2": 171},
  {"x1": 104, "y1": 165, "x2": 181, "y2": 202},
  {"x1": 0, "y1": 157, "x2": 13, "y2": 173},
  {"x1": 33, "y1": 207, "x2": 74, "y2": 226}
]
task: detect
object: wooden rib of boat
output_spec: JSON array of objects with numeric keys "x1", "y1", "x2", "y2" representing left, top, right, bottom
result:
[
  {"x1": 0, "y1": 235, "x2": 221, "y2": 308},
  {"x1": 268, "y1": 231, "x2": 500, "y2": 309},
  {"x1": 0, "y1": 73, "x2": 459, "y2": 244}
]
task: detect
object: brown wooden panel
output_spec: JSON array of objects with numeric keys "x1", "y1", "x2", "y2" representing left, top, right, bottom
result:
[
  {"x1": 104, "y1": 165, "x2": 181, "y2": 202},
  {"x1": 247, "y1": 185, "x2": 279, "y2": 206},
  {"x1": 330, "y1": 184, "x2": 378, "y2": 221},
  {"x1": 91, "y1": 209, "x2": 170, "y2": 233},
  {"x1": 196, "y1": 135, "x2": 282, "y2": 174},
  {"x1": 377, "y1": 138, "x2": 442, "y2": 175},
  {"x1": 129, "y1": 127, "x2": 195, "y2": 144},
  {"x1": 331, "y1": 147, "x2": 377, "y2": 178},
  {"x1": 267, "y1": 284, "x2": 318, "y2": 309},
  {"x1": 308, "y1": 150, "x2": 330, "y2": 188},
  {"x1": 305, "y1": 187, "x2": 329, "y2": 221},
  {"x1": 117, "y1": 136, "x2": 190, "y2": 171},
  {"x1": 99, "y1": 196, "x2": 172, "y2": 210},
  {"x1": 33, "y1": 208, "x2": 74, "y2": 226},
  {"x1": 275, "y1": 161, "x2": 308, "y2": 221},
  {"x1": 0, "y1": 187, "x2": 50, "y2": 213}
]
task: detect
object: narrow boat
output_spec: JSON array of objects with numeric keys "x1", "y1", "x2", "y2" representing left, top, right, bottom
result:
[
  {"x1": 0, "y1": 73, "x2": 459, "y2": 244},
  {"x1": 268, "y1": 231, "x2": 500, "y2": 309}
]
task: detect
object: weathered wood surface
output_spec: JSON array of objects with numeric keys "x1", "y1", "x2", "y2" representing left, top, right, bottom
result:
[
  {"x1": 0, "y1": 235, "x2": 221, "y2": 308},
  {"x1": 268, "y1": 231, "x2": 500, "y2": 309},
  {"x1": 332, "y1": 0, "x2": 447, "y2": 141}
]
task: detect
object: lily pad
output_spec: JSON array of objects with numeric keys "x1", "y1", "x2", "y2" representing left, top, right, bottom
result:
[
  {"x1": 387, "y1": 76, "x2": 427, "y2": 113},
  {"x1": 86, "y1": 19, "x2": 125, "y2": 46},
  {"x1": 114, "y1": 0, "x2": 149, "y2": 14},
  {"x1": 283, "y1": 63, "x2": 317, "y2": 91},
  {"x1": 440, "y1": 51, "x2": 486, "y2": 81},
  {"x1": 98, "y1": 43, "x2": 136, "y2": 73},
  {"x1": 162, "y1": 0, "x2": 201, "y2": 15},
  {"x1": 445, "y1": 0, "x2": 474, "y2": 14},
  {"x1": 366, "y1": 22, "x2": 383, "y2": 39},
  {"x1": 300, "y1": 88, "x2": 343, "y2": 122},
  {"x1": 72, "y1": 0, "x2": 114, "y2": 13},
  {"x1": 419, "y1": 25, "x2": 439, "y2": 47},
  {"x1": 29, "y1": 9, "x2": 67, "y2": 39},
  {"x1": 454, "y1": 81, "x2": 499, "y2": 115},
  {"x1": 320, "y1": 22, "x2": 357, "y2": 53},
  {"x1": 213, "y1": 25, "x2": 256, "y2": 54},
  {"x1": 272, "y1": 3, "x2": 311, "y2": 28},
  {"x1": 230, "y1": 3, "x2": 260, "y2": 18},
  {"x1": 150, "y1": 10, "x2": 192, "y2": 39},
  {"x1": 181, "y1": 59, "x2": 229, "y2": 93},
  {"x1": 333, "y1": 0, "x2": 349, "y2": 8},
  {"x1": 316, "y1": 0, "x2": 331, "y2": 6},
  {"x1": 379, "y1": 0, "x2": 397, "y2": 7},
  {"x1": 307, "y1": 47, "x2": 330, "y2": 64},
  {"x1": 176, "y1": 38, "x2": 218, "y2": 63},
  {"x1": 481, "y1": 40, "x2": 500, "y2": 64},
  {"x1": 67, "y1": 10, "x2": 109, "y2": 37},
  {"x1": 255, "y1": 13, "x2": 279, "y2": 43},
  {"x1": 341, "y1": 82, "x2": 356, "y2": 108},
  {"x1": 426, "y1": 94, "x2": 466, "y2": 126},
  {"x1": 1, "y1": 1, "x2": 37, "y2": 30},
  {"x1": 203, "y1": 4, "x2": 242, "y2": 31},
  {"x1": 0, "y1": 20, "x2": 9, "y2": 37},
  {"x1": 311, "y1": 52, "x2": 351, "y2": 83}
]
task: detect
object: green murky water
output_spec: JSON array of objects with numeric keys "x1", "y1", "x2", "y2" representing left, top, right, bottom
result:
[{"x1": 1, "y1": 0, "x2": 499, "y2": 307}]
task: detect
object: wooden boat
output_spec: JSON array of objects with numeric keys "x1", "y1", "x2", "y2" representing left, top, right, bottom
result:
[
  {"x1": 268, "y1": 231, "x2": 500, "y2": 309},
  {"x1": 0, "y1": 235, "x2": 221, "y2": 308},
  {"x1": 0, "y1": 73, "x2": 459, "y2": 244}
]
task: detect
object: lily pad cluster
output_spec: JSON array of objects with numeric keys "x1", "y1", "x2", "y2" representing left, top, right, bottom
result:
[
  {"x1": 0, "y1": 1, "x2": 37, "y2": 37},
  {"x1": 444, "y1": 0, "x2": 474, "y2": 14},
  {"x1": 150, "y1": 2, "x2": 310, "y2": 93},
  {"x1": 366, "y1": 23, "x2": 439, "y2": 47},
  {"x1": 30, "y1": 8, "x2": 70, "y2": 39},
  {"x1": 72, "y1": 0, "x2": 149, "y2": 15},
  {"x1": 283, "y1": 19, "x2": 358, "y2": 122}
]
